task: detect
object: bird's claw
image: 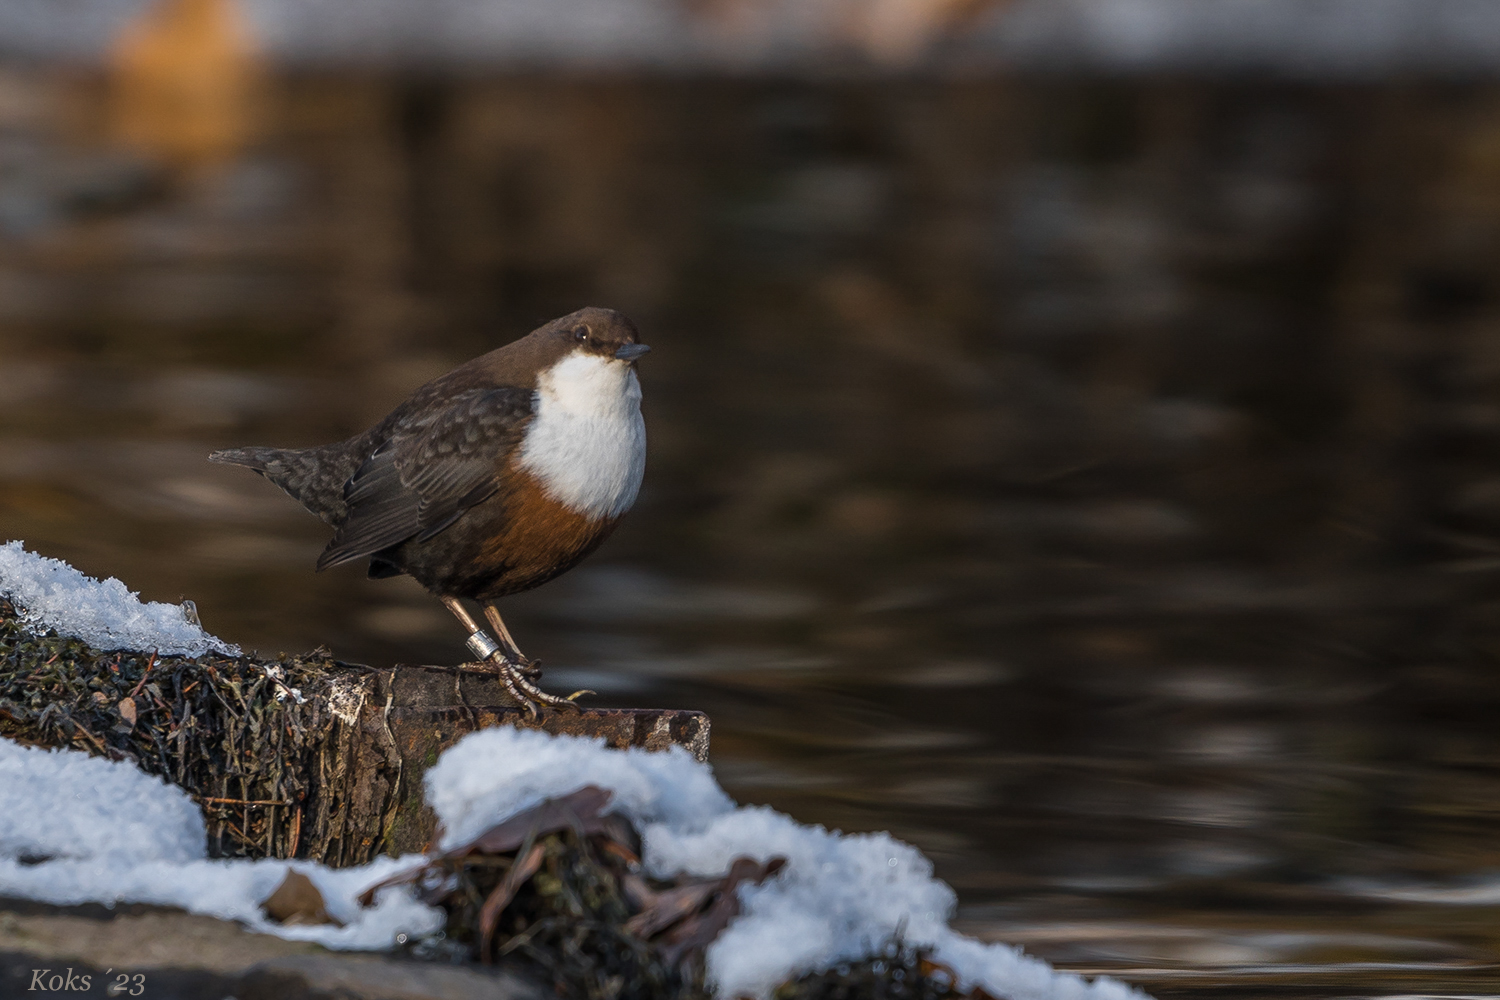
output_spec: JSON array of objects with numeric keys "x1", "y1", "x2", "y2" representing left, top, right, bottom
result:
[{"x1": 487, "y1": 653, "x2": 589, "y2": 715}]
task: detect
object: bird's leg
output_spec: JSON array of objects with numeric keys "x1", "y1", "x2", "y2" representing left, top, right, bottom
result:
[
  {"x1": 483, "y1": 603, "x2": 594, "y2": 712},
  {"x1": 482, "y1": 604, "x2": 539, "y2": 678},
  {"x1": 440, "y1": 596, "x2": 499, "y2": 661},
  {"x1": 439, "y1": 596, "x2": 534, "y2": 716},
  {"x1": 441, "y1": 597, "x2": 589, "y2": 716}
]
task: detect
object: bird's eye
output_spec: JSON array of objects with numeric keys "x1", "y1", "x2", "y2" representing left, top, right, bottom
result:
[{"x1": 572, "y1": 326, "x2": 589, "y2": 342}]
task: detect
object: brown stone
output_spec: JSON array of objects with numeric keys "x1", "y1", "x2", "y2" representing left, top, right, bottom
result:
[
  {"x1": 0, "y1": 897, "x2": 545, "y2": 1000},
  {"x1": 261, "y1": 871, "x2": 341, "y2": 926}
]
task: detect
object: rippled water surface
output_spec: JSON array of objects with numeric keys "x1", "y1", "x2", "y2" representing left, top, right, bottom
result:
[{"x1": 5, "y1": 71, "x2": 1500, "y2": 996}]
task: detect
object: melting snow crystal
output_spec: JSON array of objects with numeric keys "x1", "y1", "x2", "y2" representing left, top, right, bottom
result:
[{"x1": 0, "y1": 540, "x2": 240, "y2": 658}]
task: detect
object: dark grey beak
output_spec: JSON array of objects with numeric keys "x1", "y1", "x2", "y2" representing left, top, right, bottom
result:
[{"x1": 615, "y1": 343, "x2": 651, "y2": 361}]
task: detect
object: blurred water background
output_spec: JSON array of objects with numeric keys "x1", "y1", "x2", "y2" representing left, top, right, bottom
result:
[{"x1": 6, "y1": 1, "x2": 1500, "y2": 996}]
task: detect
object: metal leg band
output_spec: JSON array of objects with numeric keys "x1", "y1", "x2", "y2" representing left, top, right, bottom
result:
[{"x1": 466, "y1": 631, "x2": 502, "y2": 661}]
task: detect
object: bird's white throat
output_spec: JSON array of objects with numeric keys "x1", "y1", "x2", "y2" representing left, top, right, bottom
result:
[{"x1": 517, "y1": 351, "x2": 646, "y2": 520}]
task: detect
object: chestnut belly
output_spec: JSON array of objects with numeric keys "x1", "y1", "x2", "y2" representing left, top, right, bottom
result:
[{"x1": 377, "y1": 469, "x2": 619, "y2": 601}]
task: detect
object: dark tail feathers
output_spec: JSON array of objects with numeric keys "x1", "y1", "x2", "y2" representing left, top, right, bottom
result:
[
  {"x1": 209, "y1": 443, "x2": 359, "y2": 526},
  {"x1": 208, "y1": 446, "x2": 279, "y2": 473}
]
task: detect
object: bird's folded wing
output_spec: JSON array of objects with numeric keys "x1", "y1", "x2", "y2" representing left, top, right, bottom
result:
[{"x1": 316, "y1": 387, "x2": 534, "y2": 570}]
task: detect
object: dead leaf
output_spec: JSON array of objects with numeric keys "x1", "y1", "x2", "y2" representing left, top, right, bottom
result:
[
  {"x1": 458, "y1": 785, "x2": 615, "y2": 857},
  {"x1": 623, "y1": 879, "x2": 721, "y2": 939},
  {"x1": 117, "y1": 697, "x2": 137, "y2": 727},
  {"x1": 655, "y1": 856, "x2": 787, "y2": 966},
  {"x1": 621, "y1": 872, "x2": 658, "y2": 911},
  {"x1": 597, "y1": 813, "x2": 642, "y2": 859},
  {"x1": 479, "y1": 842, "x2": 545, "y2": 962},
  {"x1": 262, "y1": 870, "x2": 343, "y2": 927},
  {"x1": 355, "y1": 785, "x2": 622, "y2": 909}
]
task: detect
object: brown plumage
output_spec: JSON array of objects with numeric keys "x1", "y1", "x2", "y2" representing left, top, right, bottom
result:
[{"x1": 210, "y1": 307, "x2": 650, "y2": 714}]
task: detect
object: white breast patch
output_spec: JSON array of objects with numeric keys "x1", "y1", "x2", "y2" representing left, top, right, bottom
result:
[{"x1": 516, "y1": 351, "x2": 646, "y2": 521}]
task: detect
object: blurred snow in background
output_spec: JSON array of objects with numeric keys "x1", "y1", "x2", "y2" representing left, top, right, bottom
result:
[
  {"x1": 976, "y1": 0, "x2": 1500, "y2": 75},
  {"x1": 4, "y1": 0, "x2": 1500, "y2": 74}
]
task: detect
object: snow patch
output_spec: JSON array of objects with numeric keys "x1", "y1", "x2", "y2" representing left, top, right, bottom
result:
[
  {"x1": 0, "y1": 739, "x2": 205, "y2": 865},
  {"x1": 426, "y1": 727, "x2": 1144, "y2": 1000},
  {"x1": 0, "y1": 735, "x2": 439, "y2": 949},
  {"x1": 327, "y1": 673, "x2": 368, "y2": 725},
  {"x1": 0, "y1": 540, "x2": 240, "y2": 658},
  {"x1": 427, "y1": 724, "x2": 735, "y2": 846},
  {"x1": 0, "y1": 852, "x2": 442, "y2": 949}
]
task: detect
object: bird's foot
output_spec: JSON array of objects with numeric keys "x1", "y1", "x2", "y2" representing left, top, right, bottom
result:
[
  {"x1": 487, "y1": 654, "x2": 593, "y2": 719},
  {"x1": 460, "y1": 626, "x2": 589, "y2": 716},
  {"x1": 457, "y1": 655, "x2": 539, "y2": 680},
  {"x1": 509, "y1": 654, "x2": 543, "y2": 681}
]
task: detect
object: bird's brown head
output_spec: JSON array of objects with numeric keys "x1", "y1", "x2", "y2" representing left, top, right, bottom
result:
[
  {"x1": 469, "y1": 307, "x2": 651, "y2": 390},
  {"x1": 542, "y1": 307, "x2": 651, "y2": 365}
]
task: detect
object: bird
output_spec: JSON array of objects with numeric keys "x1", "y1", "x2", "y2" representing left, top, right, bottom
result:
[{"x1": 209, "y1": 307, "x2": 649, "y2": 716}]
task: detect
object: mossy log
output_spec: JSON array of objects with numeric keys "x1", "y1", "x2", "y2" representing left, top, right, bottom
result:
[{"x1": 0, "y1": 597, "x2": 708, "y2": 867}]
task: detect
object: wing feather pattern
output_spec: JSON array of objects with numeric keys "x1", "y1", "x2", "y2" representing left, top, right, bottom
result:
[{"x1": 316, "y1": 387, "x2": 533, "y2": 571}]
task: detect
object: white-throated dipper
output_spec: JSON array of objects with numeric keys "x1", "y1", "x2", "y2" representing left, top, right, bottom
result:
[{"x1": 209, "y1": 307, "x2": 649, "y2": 716}]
